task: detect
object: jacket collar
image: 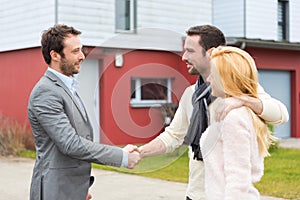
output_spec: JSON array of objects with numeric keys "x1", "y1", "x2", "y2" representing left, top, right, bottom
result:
[{"x1": 44, "y1": 70, "x2": 88, "y2": 121}]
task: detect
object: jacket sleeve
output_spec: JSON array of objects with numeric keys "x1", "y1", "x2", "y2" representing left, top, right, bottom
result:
[
  {"x1": 258, "y1": 84, "x2": 289, "y2": 125},
  {"x1": 29, "y1": 84, "x2": 123, "y2": 167}
]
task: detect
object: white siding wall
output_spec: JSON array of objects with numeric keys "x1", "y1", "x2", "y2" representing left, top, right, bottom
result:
[
  {"x1": 212, "y1": 0, "x2": 245, "y2": 37},
  {"x1": 246, "y1": 0, "x2": 277, "y2": 40},
  {"x1": 289, "y1": 0, "x2": 300, "y2": 42},
  {"x1": 138, "y1": 0, "x2": 212, "y2": 35},
  {"x1": 59, "y1": 0, "x2": 212, "y2": 51},
  {"x1": 213, "y1": 0, "x2": 300, "y2": 42},
  {"x1": 57, "y1": 0, "x2": 115, "y2": 46},
  {"x1": 0, "y1": 0, "x2": 55, "y2": 52},
  {"x1": 101, "y1": 0, "x2": 212, "y2": 51},
  {"x1": 2, "y1": 0, "x2": 299, "y2": 52},
  {"x1": 76, "y1": 59, "x2": 100, "y2": 143}
]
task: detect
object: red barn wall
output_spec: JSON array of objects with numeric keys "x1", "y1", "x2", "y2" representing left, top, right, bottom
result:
[
  {"x1": 0, "y1": 48, "x2": 47, "y2": 124},
  {"x1": 4, "y1": 46, "x2": 298, "y2": 146},
  {"x1": 99, "y1": 50, "x2": 196, "y2": 145},
  {"x1": 246, "y1": 47, "x2": 300, "y2": 138}
]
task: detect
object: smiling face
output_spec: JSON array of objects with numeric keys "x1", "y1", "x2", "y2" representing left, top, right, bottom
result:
[
  {"x1": 50, "y1": 34, "x2": 85, "y2": 77},
  {"x1": 59, "y1": 34, "x2": 85, "y2": 76},
  {"x1": 182, "y1": 35, "x2": 211, "y2": 79},
  {"x1": 207, "y1": 62, "x2": 225, "y2": 98},
  {"x1": 208, "y1": 46, "x2": 259, "y2": 99}
]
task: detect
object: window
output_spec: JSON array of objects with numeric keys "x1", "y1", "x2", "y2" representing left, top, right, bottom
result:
[
  {"x1": 130, "y1": 77, "x2": 172, "y2": 107},
  {"x1": 115, "y1": 0, "x2": 136, "y2": 32},
  {"x1": 278, "y1": 0, "x2": 289, "y2": 40}
]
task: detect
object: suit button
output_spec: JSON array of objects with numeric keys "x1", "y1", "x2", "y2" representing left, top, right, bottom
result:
[{"x1": 86, "y1": 135, "x2": 91, "y2": 140}]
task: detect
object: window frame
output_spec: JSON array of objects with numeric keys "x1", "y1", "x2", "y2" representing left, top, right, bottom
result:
[
  {"x1": 278, "y1": 0, "x2": 289, "y2": 41},
  {"x1": 115, "y1": 0, "x2": 137, "y2": 33},
  {"x1": 130, "y1": 77, "x2": 173, "y2": 108}
]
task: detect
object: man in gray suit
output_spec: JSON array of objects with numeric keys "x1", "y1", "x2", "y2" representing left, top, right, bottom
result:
[{"x1": 28, "y1": 24, "x2": 141, "y2": 200}]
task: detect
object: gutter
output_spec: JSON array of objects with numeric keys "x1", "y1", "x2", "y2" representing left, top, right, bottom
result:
[{"x1": 226, "y1": 37, "x2": 300, "y2": 51}]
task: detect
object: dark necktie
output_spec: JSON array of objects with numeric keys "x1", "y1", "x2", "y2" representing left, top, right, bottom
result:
[{"x1": 71, "y1": 82, "x2": 87, "y2": 120}]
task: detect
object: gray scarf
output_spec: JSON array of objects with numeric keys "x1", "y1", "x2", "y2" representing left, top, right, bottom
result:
[{"x1": 183, "y1": 76, "x2": 214, "y2": 160}]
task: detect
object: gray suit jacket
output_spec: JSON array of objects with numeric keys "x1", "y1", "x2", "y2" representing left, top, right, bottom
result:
[{"x1": 28, "y1": 70, "x2": 123, "y2": 200}]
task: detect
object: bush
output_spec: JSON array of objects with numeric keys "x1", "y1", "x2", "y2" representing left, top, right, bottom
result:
[{"x1": 0, "y1": 114, "x2": 35, "y2": 156}]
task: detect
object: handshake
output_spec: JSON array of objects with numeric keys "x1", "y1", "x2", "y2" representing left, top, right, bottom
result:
[{"x1": 122, "y1": 144, "x2": 143, "y2": 169}]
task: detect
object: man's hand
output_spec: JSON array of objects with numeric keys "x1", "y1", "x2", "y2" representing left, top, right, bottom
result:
[
  {"x1": 123, "y1": 144, "x2": 141, "y2": 169},
  {"x1": 123, "y1": 144, "x2": 139, "y2": 153},
  {"x1": 214, "y1": 97, "x2": 244, "y2": 121},
  {"x1": 138, "y1": 138, "x2": 166, "y2": 158},
  {"x1": 213, "y1": 96, "x2": 263, "y2": 121}
]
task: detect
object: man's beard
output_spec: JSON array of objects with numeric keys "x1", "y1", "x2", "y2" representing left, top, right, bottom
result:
[
  {"x1": 60, "y1": 59, "x2": 77, "y2": 77},
  {"x1": 189, "y1": 67, "x2": 200, "y2": 75}
]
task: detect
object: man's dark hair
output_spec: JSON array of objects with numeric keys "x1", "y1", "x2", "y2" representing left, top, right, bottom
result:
[
  {"x1": 186, "y1": 25, "x2": 226, "y2": 54},
  {"x1": 41, "y1": 24, "x2": 82, "y2": 64}
]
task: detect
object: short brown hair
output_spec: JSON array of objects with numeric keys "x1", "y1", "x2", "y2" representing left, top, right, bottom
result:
[
  {"x1": 41, "y1": 24, "x2": 81, "y2": 64},
  {"x1": 186, "y1": 25, "x2": 226, "y2": 51}
]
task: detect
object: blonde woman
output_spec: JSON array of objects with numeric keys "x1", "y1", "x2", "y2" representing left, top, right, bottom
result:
[{"x1": 200, "y1": 46, "x2": 275, "y2": 199}]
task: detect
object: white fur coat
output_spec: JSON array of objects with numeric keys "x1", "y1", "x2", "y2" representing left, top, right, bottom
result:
[{"x1": 200, "y1": 104, "x2": 264, "y2": 200}]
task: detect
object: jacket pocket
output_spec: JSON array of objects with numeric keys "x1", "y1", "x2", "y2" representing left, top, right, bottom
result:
[{"x1": 48, "y1": 156, "x2": 79, "y2": 169}]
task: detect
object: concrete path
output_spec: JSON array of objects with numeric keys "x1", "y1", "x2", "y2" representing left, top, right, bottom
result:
[
  {"x1": 0, "y1": 138, "x2": 298, "y2": 200},
  {"x1": 277, "y1": 138, "x2": 300, "y2": 149},
  {"x1": 0, "y1": 157, "x2": 287, "y2": 200}
]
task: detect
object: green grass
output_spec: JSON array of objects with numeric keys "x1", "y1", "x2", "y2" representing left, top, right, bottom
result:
[
  {"x1": 18, "y1": 147, "x2": 300, "y2": 199},
  {"x1": 93, "y1": 146, "x2": 189, "y2": 182},
  {"x1": 16, "y1": 150, "x2": 36, "y2": 158},
  {"x1": 254, "y1": 148, "x2": 300, "y2": 199}
]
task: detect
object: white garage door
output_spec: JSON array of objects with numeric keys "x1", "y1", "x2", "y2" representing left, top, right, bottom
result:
[
  {"x1": 76, "y1": 59, "x2": 100, "y2": 143},
  {"x1": 258, "y1": 70, "x2": 291, "y2": 139}
]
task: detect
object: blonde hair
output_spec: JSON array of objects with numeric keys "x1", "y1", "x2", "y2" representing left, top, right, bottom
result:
[{"x1": 211, "y1": 46, "x2": 275, "y2": 156}]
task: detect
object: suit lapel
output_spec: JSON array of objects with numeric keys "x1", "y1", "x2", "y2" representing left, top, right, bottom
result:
[{"x1": 45, "y1": 70, "x2": 88, "y2": 121}]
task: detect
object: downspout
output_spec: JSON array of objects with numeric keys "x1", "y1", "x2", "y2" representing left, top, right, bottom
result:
[
  {"x1": 241, "y1": 0, "x2": 247, "y2": 50},
  {"x1": 243, "y1": 0, "x2": 246, "y2": 38},
  {"x1": 240, "y1": 41, "x2": 246, "y2": 49},
  {"x1": 54, "y1": 0, "x2": 58, "y2": 24}
]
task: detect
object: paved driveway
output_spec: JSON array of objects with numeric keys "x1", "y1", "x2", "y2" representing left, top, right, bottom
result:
[
  {"x1": 0, "y1": 156, "x2": 288, "y2": 200},
  {"x1": 0, "y1": 157, "x2": 188, "y2": 200}
]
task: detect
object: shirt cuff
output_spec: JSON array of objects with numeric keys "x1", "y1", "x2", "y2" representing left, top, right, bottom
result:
[{"x1": 121, "y1": 149, "x2": 128, "y2": 167}]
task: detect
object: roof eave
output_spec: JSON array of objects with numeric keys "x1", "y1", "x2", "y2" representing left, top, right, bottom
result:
[{"x1": 226, "y1": 37, "x2": 300, "y2": 51}]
